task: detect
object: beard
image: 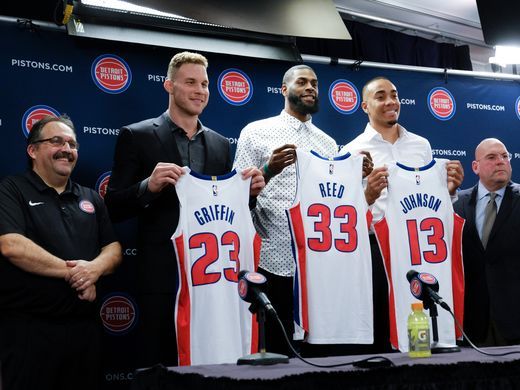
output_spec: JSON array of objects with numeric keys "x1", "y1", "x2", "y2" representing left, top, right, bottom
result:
[{"x1": 288, "y1": 92, "x2": 320, "y2": 115}]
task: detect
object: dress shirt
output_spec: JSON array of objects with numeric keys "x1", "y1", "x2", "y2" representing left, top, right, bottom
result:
[
  {"x1": 233, "y1": 110, "x2": 338, "y2": 277},
  {"x1": 339, "y1": 123, "x2": 433, "y2": 223},
  {"x1": 475, "y1": 181, "x2": 505, "y2": 240},
  {"x1": 167, "y1": 113, "x2": 206, "y2": 173}
]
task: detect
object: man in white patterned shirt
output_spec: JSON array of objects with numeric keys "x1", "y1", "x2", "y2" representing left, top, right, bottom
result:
[{"x1": 233, "y1": 65, "x2": 339, "y2": 355}]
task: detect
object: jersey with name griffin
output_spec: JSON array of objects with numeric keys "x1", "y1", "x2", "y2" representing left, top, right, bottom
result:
[{"x1": 172, "y1": 168, "x2": 260, "y2": 365}]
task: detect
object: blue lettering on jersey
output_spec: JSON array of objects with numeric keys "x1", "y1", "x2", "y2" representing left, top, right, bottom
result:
[
  {"x1": 194, "y1": 204, "x2": 235, "y2": 225},
  {"x1": 400, "y1": 193, "x2": 442, "y2": 214},
  {"x1": 318, "y1": 182, "x2": 345, "y2": 198}
]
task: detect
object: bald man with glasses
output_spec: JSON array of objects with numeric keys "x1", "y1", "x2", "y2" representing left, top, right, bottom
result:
[{"x1": 454, "y1": 138, "x2": 520, "y2": 347}]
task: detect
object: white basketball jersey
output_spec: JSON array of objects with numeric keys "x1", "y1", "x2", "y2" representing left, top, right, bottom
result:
[
  {"x1": 373, "y1": 159, "x2": 464, "y2": 352},
  {"x1": 172, "y1": 168, "x2": 261, "y2": 366},
  {"x1": 287, "y1": 150, "x2": 373, "y2": 344}
]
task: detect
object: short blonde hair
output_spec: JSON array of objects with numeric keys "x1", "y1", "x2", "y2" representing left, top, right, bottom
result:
[{"x1": 167, "y1": 51, "x2": 208, "y2": 80}]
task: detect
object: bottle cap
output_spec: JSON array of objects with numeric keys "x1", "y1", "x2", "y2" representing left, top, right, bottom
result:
[{"x1": 412, "y1": 302, "x2": 423, "y2": 310}]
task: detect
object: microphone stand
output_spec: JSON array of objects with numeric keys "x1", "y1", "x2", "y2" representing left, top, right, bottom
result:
[
  {"x1": 237, "y1": 304, "x2": 289, "y2": 365},
  {"x1": 424, "y1": 298, "x2": 460, "y2": 354}
]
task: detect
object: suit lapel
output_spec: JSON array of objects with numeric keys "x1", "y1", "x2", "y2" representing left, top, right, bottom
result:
[
  {"x1": 488, "y1": 183, "x2": 515, "y2": 243},
  {"x1": 465, "y1": 186, "x2": 478, "y2": 232},
  {"x1": 465, "y1": 185, "x2": 484, "y2": 251},
  {"x1": 153, "y1": 115, "x2": 182, "y2": 164}
]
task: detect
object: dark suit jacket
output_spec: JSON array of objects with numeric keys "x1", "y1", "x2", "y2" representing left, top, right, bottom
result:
[
  {"x1": 105, "y1": 112, "x2": 232, "y2": 294},
  {"x1": 453, "y1": 182, "x2": 520, "y2": 343}
]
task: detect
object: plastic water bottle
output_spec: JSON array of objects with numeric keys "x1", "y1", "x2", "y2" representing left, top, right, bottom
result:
[{"x1": 407, "y1": 302, "x2": 431, "y2": 358}]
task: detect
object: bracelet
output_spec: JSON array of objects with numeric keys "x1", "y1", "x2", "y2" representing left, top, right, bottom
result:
[{"x1": 263, "y1": 162, "x2": 273, "y2": 177}]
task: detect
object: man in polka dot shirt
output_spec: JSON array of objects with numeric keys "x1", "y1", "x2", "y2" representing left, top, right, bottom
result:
[{"x1": 234, "y1": 65, "x2": 341, "y2": 356}]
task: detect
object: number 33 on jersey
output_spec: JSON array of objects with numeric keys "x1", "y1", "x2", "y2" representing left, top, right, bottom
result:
[
  {"x1": 287, "y1": 150, "x2": 374, "y2": 345},
  {"x1": 172, "y1": 168, "x2": 260, "y2": 366}
]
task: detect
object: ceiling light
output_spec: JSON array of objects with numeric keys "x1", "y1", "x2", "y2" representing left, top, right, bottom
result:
[
  {"x1": 81, "y1": 0, "x2": 187, "y2": 19},
  {"x1": 489, "y1": 45, "x2": 520, "y2": 67}
]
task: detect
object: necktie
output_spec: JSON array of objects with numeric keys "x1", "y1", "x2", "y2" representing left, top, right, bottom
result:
[{"x1": 481, "y1": 192, "x2": 497, "y2": 249}]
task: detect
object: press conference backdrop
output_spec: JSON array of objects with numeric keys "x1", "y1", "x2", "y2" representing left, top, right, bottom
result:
[{"x1": 1, "y1": 19, "x2": 520, "y2": 389}]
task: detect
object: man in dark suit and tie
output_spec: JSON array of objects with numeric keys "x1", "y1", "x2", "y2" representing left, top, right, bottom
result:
[
  {"x1": 105, "y1": 51, "x2": 264, "y2": 367},
  {"x1": 454, "y1": 138, "x2": 520, "y2": 347}
]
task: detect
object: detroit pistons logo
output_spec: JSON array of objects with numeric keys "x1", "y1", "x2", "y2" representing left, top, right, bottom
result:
[
  {"x1": 246, "y1": 272, "x2": 266, "y2": 283},
  {"x1": 79, "y1": 200, "x2": 96, "y2": 214},
  {"x1": 515, "y1": 96, "x2": 520, "y2": 121},
  {"x1": 95, "y1": 171, "x2": 111, "y2": 199},
  {"x1": 91, "y1": 54, "x2": 132, "y2": 94},
  {"x1": 410, "y1": 278, "x2": 422, "y2": 298},
  {"x1": 419, "y1": 273, "x2": 437, "y2": 285},
  {"x1": 21, "y1": 105, "x2": 60, "y2": 137},
  {"x1": 218, "y1": 69, "x2": 253, "y2": 106},
  {"x1": 328, "y1": 80, "x2": 360, "y2": 115},
  {"x1": 428, "y1": 87, "x2": 456, "y2": 121},
  {"x1": 100, "y1": 294, "x2": 138, "y2": 334},
  {"x1": 238, "y1": 278, "x2": 248, "y2": 299}
]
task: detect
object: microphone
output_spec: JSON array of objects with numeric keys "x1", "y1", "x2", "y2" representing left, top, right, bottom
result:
[
  {"x1": 237, "y1": 270, "x2": 276, "y2": 315},
  {"x1": 406, "y1": 270, "x2": 450, "y2": 311}
]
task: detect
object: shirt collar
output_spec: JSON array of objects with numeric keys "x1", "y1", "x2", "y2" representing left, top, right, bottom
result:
[
  {"x1": 26, "y1": 170, "x2": 76, "y2": 196},
  {"x1": 477, "y1": 181, "x2": 506, "y2": 201},
  {"x1": 164, "y1": 111, "x2": 206, "y2": 136},
  {"x1": 363, "y1": 122, "x2": 408, "y2": 141},
  {"x1": 280, "y1": 110, "x2": 312, "y2": 131}
]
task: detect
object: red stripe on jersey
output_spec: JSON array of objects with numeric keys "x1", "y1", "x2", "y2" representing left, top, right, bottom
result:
[
  {"x1": 374, "y1": 218, "x2": 399, "y2": 350},
  {"x1": 288, "y1": 203, "x2": 309, "y2": 332},
  {"x1": 451, "y1": 213, "x2": 465, "y2": 339},
  {"x1": 175, "y1": 234, "x2": 192, "y2": 366},
  {"x1": 366, "y1": 209, "x2": 373, "y2": 229},
  {"x1": 250, "y1": 233, "x2": 262, "y2": 353}
]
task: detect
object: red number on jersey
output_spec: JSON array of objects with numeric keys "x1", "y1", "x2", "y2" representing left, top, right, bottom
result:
[
  {"x1": 335, "y1": 205, "x2": 358, "y2": 252},
  {"x1": 307, "y1": 203, "x2": 332, "y2": 251},
  {"x1": 307, "y1": 203, "x2": 358, "y2": 253},
  {"x1": 222, "y1": 231, "x2": 241, "y2": 282},
  {"x1": 407, "y1": 217, "x2": 447, "y2": 266},
  {"x1": 190, "y1": 231, "x2": 241, "y2": 286}
]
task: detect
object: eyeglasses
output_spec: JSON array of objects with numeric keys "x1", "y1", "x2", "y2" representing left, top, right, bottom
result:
[
  {"x1": 478, "y1": 153, "x2": 511, "y2": 162},
  {"x1": 32, "y1": 136, "x2": 79, "y2": 150}
]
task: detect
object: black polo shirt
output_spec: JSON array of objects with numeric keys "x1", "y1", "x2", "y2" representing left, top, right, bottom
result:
[{"x1": 0, "y1": 170, "x2": 117, "y2": 318}]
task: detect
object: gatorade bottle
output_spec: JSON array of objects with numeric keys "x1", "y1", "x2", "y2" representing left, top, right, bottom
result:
[{"x1": 407, "y1": 302, "x2": 431, "y2": 358}]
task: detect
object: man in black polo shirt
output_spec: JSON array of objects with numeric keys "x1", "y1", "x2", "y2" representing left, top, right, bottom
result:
[{"x1": 0, "y1": 115, "x2": 122, "y2": 390}]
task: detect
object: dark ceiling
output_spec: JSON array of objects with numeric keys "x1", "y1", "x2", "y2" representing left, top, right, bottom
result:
[
  {"x1": 1, "y1": 0, "x2": 61, "y2": 24},
  {"x1": 1, "y1": 0, "x2": 351, "y2": 40}
]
